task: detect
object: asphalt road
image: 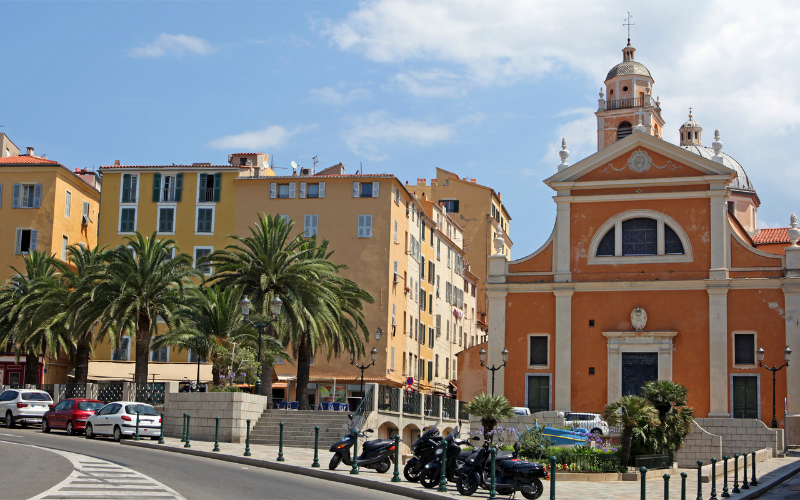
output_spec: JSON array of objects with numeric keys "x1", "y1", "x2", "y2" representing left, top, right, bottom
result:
[{"x1": 0, "y1": 427, "x2": 408, "y2": 500}]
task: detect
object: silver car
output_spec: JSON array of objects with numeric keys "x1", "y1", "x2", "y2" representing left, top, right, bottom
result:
[
  {"x1": 564, "y1": 412, "x2": 610, "y2": 435},
  {"x1": 0, "y1": 389, "x2": 53, "y2": 427},
  {"x1": 84, "y1": 401, "x2": 161, "y2": 442}
]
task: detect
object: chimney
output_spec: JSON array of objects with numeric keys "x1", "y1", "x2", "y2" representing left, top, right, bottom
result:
[
  {"x1": 114, "y1": 160, "x2": 120, "y2": 166},
  {"x1": 26, "y1": 147, "x2": 34, "y2": 156}
]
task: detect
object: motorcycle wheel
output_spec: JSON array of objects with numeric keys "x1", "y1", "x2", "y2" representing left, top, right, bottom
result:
[
  {"x1": 404, "y1": 461, "x2": 422, "y2": 482},
  {"x1": 521, "y1": 478, "x2": 544, "y2": 500},
  {"x1": 375, "y1": 458, "x2": 391, "y2": 474},
  {"x1": 419, "y1": 468, "x2": 439, "y2": 489},
  {"x1": 329, "y1": 454, "x2": 342, "y2": 471},
  {"x1": 456, "y1": 472, "x2": 480, "y2": 496}
]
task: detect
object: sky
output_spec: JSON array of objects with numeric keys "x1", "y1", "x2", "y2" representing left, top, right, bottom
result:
[{"x1": 3, "y1": 0, "x2": 799, "y2": 258}]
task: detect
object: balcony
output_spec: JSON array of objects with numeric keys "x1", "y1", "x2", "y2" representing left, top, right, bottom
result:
[{"x1": 603, "y1": 97, "x2": 661, "y2": 112}]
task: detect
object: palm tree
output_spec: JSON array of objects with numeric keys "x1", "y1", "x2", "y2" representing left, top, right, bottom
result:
[
  {"x1": 464, "y1": 392, "x2": 516, "y2": 443},
  {"x1": 641, "y1": 380, "x2": 694, "y2": 456},
  {"x1": 95, "y1": 232, "x2": 199, "y2": 384},
  {"x1": 603, "y1": 395, "x2": 658, "y2": 468}
]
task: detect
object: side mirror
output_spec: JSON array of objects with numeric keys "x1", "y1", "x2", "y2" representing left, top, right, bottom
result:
[
  {"x1": 472, "y1": 436, "x2": 481, "y2": 441},
  {"x1": 366, "y1": 429, "x2": 374, "y2": 433},
  {"x1": 514, "y1": 442, "x2": 521, "y2": 453}
]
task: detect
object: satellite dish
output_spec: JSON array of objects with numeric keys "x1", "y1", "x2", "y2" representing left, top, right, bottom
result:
[{"x1": 291, "y1": 161, "x2": 298, "y2": 170}]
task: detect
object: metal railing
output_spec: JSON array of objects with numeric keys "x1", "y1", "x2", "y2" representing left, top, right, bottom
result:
[
  {"x1": 403, "y1": 391, "x2": 421, "y2": 415},
  {"x1": 458, "y1": 400, "x2": 469, "y2": 421},
  {"x1": 200, "y1": 188, "x2": 215, "y2": 202},
  {"x1": 442, "y1": 398, "x2": 457, "y2": 420},
  {"x1": 351, "y1": 385, "x2": 375, "y2": 429},
  {"x1": 604, "y1": 97, "x2": 645, "y2": 110},
  {"x1": 97, "y1": 382, "x2": 124, "y2": 404},
  {"x1": 35, "y1": 384, "x2": 55, "y2": 400},
  {"x1": 59, "y1": 384, "x2": 87, "y2": 400},
  {"x1": 633, "y1": 453, "x2": 672, "y2": 470},
  {"x1": 424, "y1": 394, "x2": 440, "y2": 417},
  {"x1": 134, "y1": 383, "x2": 165, "y2": 406},
  {"x1": 552, "y1": 452, "x2": 622, "y2": 473},
  {"x1": 377, "y1": 385, "x2": 400, "y2": 412}
]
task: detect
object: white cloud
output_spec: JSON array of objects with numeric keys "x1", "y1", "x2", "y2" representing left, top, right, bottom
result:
[
  {"x1": 389, "y1": 69, "x2": 466, "y2": 97},
  {"x1": 342, "y1": 110, "x2": 455, "y2": 161},
  {"x1": 129, "y1": 34, "x2": 215, "y2": 58},
  {"x1": 305, "y1": 86, "x2": 372, "y2": 105},
  {"x1": 541, "y1": 108, "x2": 597, "y2": 168},
  {"x1": 207, "y1": 124, "x2": 317, "y2": 150}
]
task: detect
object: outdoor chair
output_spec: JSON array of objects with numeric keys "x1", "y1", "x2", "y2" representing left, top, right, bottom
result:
[
  {"x1": 289, "y1": 401, "x2": 299, "y2": 410},
  {"x1": 277, "y1": 401, "x2": 288, "y2": 410},
  {"x1": 319, "y1": 402, "x2": 333, "y2": 411}
]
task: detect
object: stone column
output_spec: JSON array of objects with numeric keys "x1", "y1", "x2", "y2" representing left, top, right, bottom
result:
[
  {"x1": 554, "y1": 289, "x2": 573, "y2": 411},
  {"x1": 708, "y1": 287, "x2": 730, "y2": 417},
  {"x1": 486, "y1": 290, "x2": 508, "y2": 397},
  {"x1": 554, "y1": 200, "x2": 571, "y2": 283},
  {"x1": 783, "y1": 283, "x2": 800, "y2": 444},
  {"x1": 709, "y1": 191, "x2": 729, "y2": 280}
]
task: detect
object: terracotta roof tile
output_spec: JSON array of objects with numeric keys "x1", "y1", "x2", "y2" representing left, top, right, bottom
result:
[
  {"x1": 0, "y1": 155, "x2": 61, "y2": 165},
  {"x1": 230, "y1": 152, "x2": 264, "y2": 156},
  {"x1": 753, "y1": 228, "x2": 791, "y2": 244},
  {"x1": 100, "y1": 164, "x2": 237, "y2": 170}
]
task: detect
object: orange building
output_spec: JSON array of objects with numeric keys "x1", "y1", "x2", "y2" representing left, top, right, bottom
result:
[{"x1": 464, "y1": 42, "x2": 800, "y2": 434}]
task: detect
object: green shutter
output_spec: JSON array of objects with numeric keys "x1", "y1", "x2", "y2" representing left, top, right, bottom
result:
[
  {"x1": 175, "y1": 173, "x2": 183, "y2": 202},
  {"x1": 152, "y1": 173, "x2": 161, "y2": 202},
  {"x1": 121, "y1": 174, "x2": 131, "y2": 203},
  {"x1": 213, "y1": 173, "x2": 222, "y2": 202},
  {"x1": 427, "y1": 361, "x2": 433, "y2": 381},
  {"x1": 198, "y1": 174, "x2": 207, "y2": 202},
  {"x1": 453, "y1": 200, "x2": 460, "y2": 212}
]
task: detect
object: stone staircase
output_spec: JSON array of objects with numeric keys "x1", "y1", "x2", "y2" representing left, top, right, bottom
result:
[{"x1": 249, "y1": 410, "x2": 352, "y2": 448}]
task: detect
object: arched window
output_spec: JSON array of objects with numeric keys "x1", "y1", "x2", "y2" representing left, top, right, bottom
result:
[
  {"x1": 694, "y1": 131, "x2": 698, "y2": 140},
  {"x1": 589, "y1": 211, "x2": 690, "y2": 264},
  {"x1": 617, "y1": 122, "x2": 633, "y2": 141},
  {"x1": 622, "y1": 218, "x2": 657, "y2": 256}
]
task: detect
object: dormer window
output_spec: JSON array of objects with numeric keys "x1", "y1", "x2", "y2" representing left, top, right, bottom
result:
[{"x1": 590, "y1": 211, "x2": 692, "y2": 264}]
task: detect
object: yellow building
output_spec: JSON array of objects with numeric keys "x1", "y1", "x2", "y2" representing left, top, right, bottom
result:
[{"x1": 0, "y1": 146, "x2": 101, "y2": 384}]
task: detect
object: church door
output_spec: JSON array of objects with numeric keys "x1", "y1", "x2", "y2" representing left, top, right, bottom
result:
[
  {"x1": 526, "y1": 375, "x2": 550, "y2": 413},
  {"x1": 732, "y1": 376, "x2": 758, "y2": 419},
  {"x1": 621, "y1": 353, "x2": 658, "y2": 397}
]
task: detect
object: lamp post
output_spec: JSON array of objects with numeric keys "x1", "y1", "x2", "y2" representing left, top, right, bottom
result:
[
  {"x1": 479, "y1": 347, "x2": 509, "y2": 396},
  {"x1": 239, "y1": 296, "x2": 283, "y2": 396},
  {"x1": 757, "y1": 345, "x2": 792, "y2": 428},
  {"x1": 351, "y1": 346, "x2": 379, "y2": 399}
]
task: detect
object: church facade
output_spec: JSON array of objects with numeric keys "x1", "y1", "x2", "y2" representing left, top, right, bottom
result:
[{"x1": 471, "y1": 41, "x2": 800, "y2": 428}]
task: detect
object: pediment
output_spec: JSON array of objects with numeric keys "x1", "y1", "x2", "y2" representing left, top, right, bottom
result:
[{"x1": 546, "y1": 132, "x2": 737, "y2": 186}]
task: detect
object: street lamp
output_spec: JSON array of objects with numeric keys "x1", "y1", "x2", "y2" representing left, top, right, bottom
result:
[
  {"x1": 479, "y1": 346, "x2": 509, "y2": 396},
  {"x1": 239, "y1": 296, "x2": 283, "y2": 396},
  {"x1": 757, "y1": 345, "x2": 792, "y2": 428},
  {"x1": 351, "y1": 347, "x2": 379, "y2": 399}
]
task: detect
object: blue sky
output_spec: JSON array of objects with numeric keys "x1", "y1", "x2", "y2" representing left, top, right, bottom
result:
[{"x1": 3, "y1": 1, "x2": 799, "y2": 257}]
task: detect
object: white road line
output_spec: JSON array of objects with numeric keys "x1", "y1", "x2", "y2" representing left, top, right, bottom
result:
[{"x1": 0, "y1": 440, "x2": 186, "y2": 500}]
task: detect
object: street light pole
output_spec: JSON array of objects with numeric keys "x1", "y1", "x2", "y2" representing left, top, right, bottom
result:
[
  {"x1": 239, "y1": 296, "x2": 283, "y2": 397},
  {"x1": 351, "y1": 347, "x2": 379, "y2": 398},
  {"x1": 757, "y1": 346, "x2": 792, "y2": 428},
  {"x1": 479, "y1": 347, "x2": 509, "y2": 397}
]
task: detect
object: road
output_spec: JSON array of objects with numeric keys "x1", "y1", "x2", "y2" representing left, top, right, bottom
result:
[{"x1": 0, "y1": 427, "x2": 408, "y2": 500}]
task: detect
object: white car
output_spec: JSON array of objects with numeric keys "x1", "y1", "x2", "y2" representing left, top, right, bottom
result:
[
  {"x1": 84, "y1": 401, "x2": 161, "y2": 442},
  {"x1": 0, "y1": 389, "x2": 53, "y2": 427},
  {"x1": 564, "y1": 412, "x2": 610, "y2": 435},
  {"x1": 512, "y1": 407, "x2": 531, "y2": 416}
]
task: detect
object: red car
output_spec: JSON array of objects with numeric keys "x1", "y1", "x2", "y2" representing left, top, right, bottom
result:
[{"x1": 42, "y1": 398, "x2": 104, "y2": 435}]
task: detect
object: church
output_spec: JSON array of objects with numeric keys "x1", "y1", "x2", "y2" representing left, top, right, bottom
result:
[{"x1": 460, "y1": 39, "x2": 800, "y2": 435}]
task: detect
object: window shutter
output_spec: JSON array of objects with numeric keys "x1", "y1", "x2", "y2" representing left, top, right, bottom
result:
[
  {"x1": 152, "y1": 173, "x2": 162, "y2": 202},
  {"x1": 372, "y1": 181, "x2": 379, "y2": 197},
  {"x1": 15, "y1": 229, "x2": 22, "y2": 254},
  {"x1": 366, "y1": 215, "x2": 372, "y2": 237},
  {"x1": 198, "y1": 174, "x2": 207, "y2": 202},
  {"x1": 312, "y1": 215, "x2": 318, "y2": 235},
  {"x1": 289, "y1": 182, "x2": 296, "y2": 199},
  {"x1": 304, "y1": 215, "x2": 311, "y2": 237},
  {"x1": 353, "y1": 182, "x2": 359, "y2": 198},
  {"x1": 270, "y1": 183, "x2": 277, "y2": 199},
  {"x1": 299, "y1": 182, "x2": 306, "y2": 198},
  {"x1": 121, "y1": 175, "x2": 131, "y2": 203},
  {"x1": 175, "y1": 173, "x2": 183, "y2": 202},
  {"x1": 358, "y1": 215, "x2": 365, "y2": 237},
  {"x1": 213, "y1": 173, "x2": 222, "y2": 201},
  {"x1": 427, "y1": 361, "x2": 433, "y2": 382},
  {"x1": 33, "y1": 184, "x2": 42, "y2": 208},
  {"x1": 0, "y1": 184, "x2": 3, "y2": 207},
  {"x1": 391, "y1": 347, "x2": 395, "y2": 370},
  {"x1": 82, "y1": 201, "x2": 90, "y2": 218},
  {"x1": 319, "y1": 182, "x2": 326, "y2": 198},
  {"x1": 30, "y1": 230, "x2": 38, "y2": 251}
]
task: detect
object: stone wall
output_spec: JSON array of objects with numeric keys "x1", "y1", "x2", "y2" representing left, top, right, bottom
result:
[
  {"x1": 674, "y1": 421, "x2": 722, "y2": 467},
  {"x1": 469, "y1": 411, "x2": 567, "y2": 438},
  {"x1": 163, "y1": 391, "x2": 269, "y2": 443},
  {"x1": 696, "y1": 418, "x2": 784, "y2": 457}
]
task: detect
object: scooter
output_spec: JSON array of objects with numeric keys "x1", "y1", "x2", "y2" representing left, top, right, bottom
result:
[
  {"x1": 329, "y1": 416, "x2": 399, "y2": 473},
  {"x1": 403, "y1": 422, "x2": 443, "y2": 482},
  {"x1": 418, "y1": 427, "x2": 473, "y2": 488},
  {"x1": 455, "y1": 438, "x2": 547, "y2": 499}
]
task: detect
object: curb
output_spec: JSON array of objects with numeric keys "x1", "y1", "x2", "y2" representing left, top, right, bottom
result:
[
  {"x1": 121, "y1": 440, "x2": 450, "y2": 500},
  {"x1": 739, "y1": 459, "x2": 800, "y2": 500}
]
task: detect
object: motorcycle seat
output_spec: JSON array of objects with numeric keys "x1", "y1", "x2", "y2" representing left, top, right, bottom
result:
[
  {"x1": 496, "y1": 451, "x2": 515, "y2": 460},
  {"x1": 362, "y1": 439, "x2": 394, "y2": 451}
]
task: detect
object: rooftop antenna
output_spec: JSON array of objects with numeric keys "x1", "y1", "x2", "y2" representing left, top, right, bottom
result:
[
  {"x1": 360, "y1": 161, "x2": 363, "y2": 174},
  {"x1": 300, "y1": 154, "x2": 327, "y2": 168},
  {"x1": 290, "y1": 160, "x2": 299, "y2": 172},
  {"x1": 269, "y1": 155, "x2": 275, "y2": 169},
  {"x1": 623, "y1": 12, "x2": 634, "y2": 45}
]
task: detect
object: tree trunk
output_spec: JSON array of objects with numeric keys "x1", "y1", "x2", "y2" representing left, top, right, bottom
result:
[
  {"x1": 620, "y1": 425, "x2": 634, "y2": 469},
  {"x1": 296, "y1": 337, "x2": 312, "y2": 410},
  {"x1": 134, "y1": 314, "x2": 151, "y2": 385},
  {"x1": 73, "y1": 331, "x2": 92, "y2": 384},
  {"x1": 260, "y1": 363, "x2": 274, "y2": 408},
  {"x1": 24, "y1": 351, "x2": 39, "y2": 386},
  {"x1": 212, "y1": 365, "x2": 220, "y2": 386},
  {"x1": 482, "y1": 418, "x2": 497, "y2": 444}
]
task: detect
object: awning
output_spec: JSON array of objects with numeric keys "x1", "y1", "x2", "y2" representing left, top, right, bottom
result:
[{"x1": 87, "y1": 361, "x2": 213, "y2": 383}]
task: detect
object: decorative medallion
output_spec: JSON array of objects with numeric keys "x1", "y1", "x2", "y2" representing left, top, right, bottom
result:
[
  {"x1": 631, "y1": 307, "x2": 647, "y2": 332},
  {"x1": 599, "y1": 148, "x2": 684, "y2": 174}
]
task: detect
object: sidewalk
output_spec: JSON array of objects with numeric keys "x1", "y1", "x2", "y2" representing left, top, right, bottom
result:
[{"x1": 122, "y1": 437, "x2": 800, "y2": 500}]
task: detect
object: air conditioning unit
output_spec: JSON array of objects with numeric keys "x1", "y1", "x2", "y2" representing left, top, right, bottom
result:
[
  {"x1": 301, "y1": 168, "x2": 313, "y2": 176},
  {"x1": 393, "y1": 273, "x2": 400, "y2": 284}
]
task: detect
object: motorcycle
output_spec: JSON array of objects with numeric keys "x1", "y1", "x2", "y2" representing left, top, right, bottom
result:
[
  {"x1": 455, "y1": 438, "x2": 547, "y2": 499},
  {"x1": 418, "y1": 427, "x2": 474, "y2": 489},
  {"x1": 403, "y1": 422, "x2": 443, "y2": 482},
  {"x1": 329, "y1": 415, "x2": 399, "y2": 473}
]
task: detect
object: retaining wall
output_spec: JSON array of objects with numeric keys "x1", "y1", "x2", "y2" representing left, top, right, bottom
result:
[
  {"x1": 696, "y1": 418, "x2": 784, "y2": 457},
  {"x1": 163, "y1": 390, "x2": 269, "y2": 443}
]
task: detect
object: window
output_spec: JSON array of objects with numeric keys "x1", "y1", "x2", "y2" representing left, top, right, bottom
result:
[
  {"x1": 65, "y1": 190, "x2": 72, "y2": 218},
  {"x1": 112, "y1": 336, "x2": 130, "y2": 361},
  {"x1": 15, "y1": 229, "x2": 38, "y2": 254},
  {"x1": 436, "y1": 238, "x2": 441, "y2": 260},
  {"x1": 278, "y1": 184, "x2": 290, "y2": 198},
  {"x1": 353, "y1": 181, "x2": 380, "y2": 198},
  {"x1": 358, "y1": 215, "x2": 372, "y2": 238},
  {"x1": 154, "y1": 174, "x2": 183, "y2": 202},
  {"x1": 13, "y1": 184, "x2": 41, "y2": 208},
  {"x1": 420, "y1": 324, "x2": 426, "y2": 345},
  {"x1": 591, "y1": 211, "x2": 690, "y2": 263},
  {"x1": 421, "y1": 223, "x2": 426, "y2": 242},
  {"x1": 198, "y1": 173, "x2": 221, "y2": 202},
  {"x1": 121, "y1": 174, "x2": 138, "y2": 203},
  {"x1": 429, "y1": 327, "x2": 434, "y2": 348},
  {"x1": 445, "y1": 358, "x2": 450, "y2": 379},
  {"x1": 664, "y1": 225, "x2": 683, "y2": 255},
  {"x1": 119, "y1": 207, "x2": 137, "y2": 233},
  {"x1": 360, "y1": 183, "x2": 372, "y2": 197},
  {"x1": 394, "y1": 220, "x2": 398, "y2": 243},
  {"x1": 622, "y1": 218, "x2": 657, "y2": 256},
  {"x1": 62, "y1": 235, "x2": 68, "y2": 261},
  {"x1": 196, "y1": 207, "x2": 214, "y2": 233},
  {"x1": 307, "y1": 183, "x2": 320, "y2": 198},
  {"x1": 734, "y1": 333, "x2": 756, "y2": 365},
  {"x1": 436, "y1": 315, "x2": 441, "y2": 337},
  {"x1": 597, "y1": 228, "x2": 615, "y2": 257},
  {"x1": 82, "y1": 201, "x2": 91, "y2": 225},
  {"x1": 420, "y1": 256, "x2": 425, "y2": 280},
  {"x1": 617, "y1": 121, "x2": 633, "y2": 141},
  {"x1": 427, "y1": 360, "x2": 433, "y2": 382},
  {"x1": 304, "y1": 214, "x2": 318, "y2": 237},
  {"x1": 188, "y1": 350, "x2": 205, "y2": 363},
  {"x1": 529, "y1": 335, "x2": 548, "y2": 367},
  {"x1": 150, "y1": 342, "x2": 169, "y2": 362},
  {"x1": 390, "y1": 346, "x2": 395, "y2": 370},
  {"x1": 158, "y1": 207, "x2": 175, "y2": 233},
  {"x1": 439, "y1": 199, "x2": 459, "y2": 213},
  {"x1": 194, "y1": 247, "x2": 213, "y2": 275}
]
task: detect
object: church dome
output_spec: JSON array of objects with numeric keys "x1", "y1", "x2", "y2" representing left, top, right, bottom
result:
[
  {"x1": 680, "y1": 145, "x2": 755, "y2": 192},
  {"x1": 606, "y1": 60, "x2": 652, "y2": 81}
]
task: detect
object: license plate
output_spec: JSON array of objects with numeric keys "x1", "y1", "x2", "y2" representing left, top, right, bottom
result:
[{"x1": 33, "y1": 405, "x2": 46, "y2": 408}]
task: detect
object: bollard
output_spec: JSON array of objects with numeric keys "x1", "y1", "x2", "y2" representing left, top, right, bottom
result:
[
  {"x1": 134, "y1": 412, "x2": 141, "y2": 441},
  {"x1": 550, "y1": 456, "x2": 556, "y2": 500},
  {"x1": 732, "y1": 454, "x2": 740, "y2": 494},
  {"x1": 741, "y1": 453, "x2": 749, "y2": 490},
  {"x1": 184, "y1": 414, "x2": 191, "y2": 448},
  {"x1": 710, "y1": 458, "x2": 717, "y2": 499},
  {"x1": 750, "y1": 451, "x2": 757, "y2": 486},
  {"x1": 278, "y1": 422, "x2": 285, "y2": 462},
  {"x1": 438, "y1": 443, "x2": 448, "y2": 492},
  {"x1": 488, "y1": 447, "x2": 498, "y2": 500},
  {"x1": 640, "y1": 467, "x2": 647, "y2": 500},
  {"x1": 721, "y1": 456, "x2": 730, "y2": 497},
  {"x1": 696, "y1": 460, "x2": 703, "y2": 500},
  {"x1": 350, "y1": 429, "x2": 359, "y2": 474},
  {"x1": 312, "y1": 425, "x2": 320, "y2": 467},
  {"x1": 391, "y1": 435, "x2": 401, "y2": 482},
  {"x1": 213, "y1": 417, "x2": 220, "y2": 452},
  {"x1": 244, "y1": 419, "x2": 251, "y2": 456},
  {"x1": 681, "y1": 472, "x2": 688, "y2": 500},
  {"x1": 158, "y1": 412, "x2": 165, "y2": 445},
  {"x1": 181, "y1": 413, "x2": 187, "y2": 442},
  {"x1": 664, "y1": 474, "x2": 670, "y2": 500}
]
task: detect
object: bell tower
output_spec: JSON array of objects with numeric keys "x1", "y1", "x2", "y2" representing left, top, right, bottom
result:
[{"x1": 679, "y1": 108, "x2": 703, "y2": 146}]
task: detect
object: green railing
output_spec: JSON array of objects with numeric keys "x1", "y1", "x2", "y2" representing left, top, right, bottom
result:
[{"x1": 350, "y1": 385, "x2": 374, "y2": 430}]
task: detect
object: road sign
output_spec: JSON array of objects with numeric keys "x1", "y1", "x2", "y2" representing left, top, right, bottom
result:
[{"x1": 406, "y1": 377, "x2": 414, "y2": 386}]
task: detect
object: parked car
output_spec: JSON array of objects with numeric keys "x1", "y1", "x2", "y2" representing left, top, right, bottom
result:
[
  {"x1": 0, "y1": 389, "x2": 53, "y2": 428},
  {"x1": 42, "y1": 398, "x2": 104, "y2": 435},
  {"x1": 84, "y1": 401, "x2": 161, "y2": 442},
  {"x1": 563, "y1": 412, "x2": 610, "y2": 435},
  {"x1": 512, "y1": 407, "x2": 531, "y2": 416}
]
